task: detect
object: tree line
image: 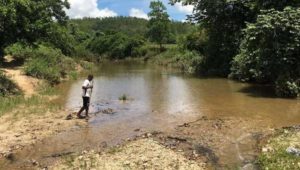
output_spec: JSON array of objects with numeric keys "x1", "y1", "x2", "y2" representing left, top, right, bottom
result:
[
  {"x1": 171, "y1": 0, "x2": 300, "y2": 97},
  {"x1": 1, "y1": 0, "x2": 299, "y2": 98}
]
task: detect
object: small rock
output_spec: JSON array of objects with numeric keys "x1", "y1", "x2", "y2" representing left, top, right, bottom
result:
[
  {"x1": 134, "y1": 128, "x2": 140, "y2": 132},
  {"x1": 286, "y1": 146, "x2": 300, "y2": 156},
  {"x1": 146, "y1": 133, "x2": 152, "y2": 138},
  {"x1": 15, "y1": 134, "x2": 21, "y2": 137},
  {"x1": 65, "y1": 114, "x2": 73, "y2": 120},
  {"x1": 4, "y1": 152, "x2": 14, "y2": 160},
  {"x1": 31, "y1": 159, "x2": 39, "y2": 166},
  {"x1": 123, "y1": 160, "x2": 130, "y2": 165},
  {"x1": 242, "y1": 163, "x2": 255, "y2": 170},
  {"x1": 262, "y1": 146, "x2": 273, "y2": 153}
]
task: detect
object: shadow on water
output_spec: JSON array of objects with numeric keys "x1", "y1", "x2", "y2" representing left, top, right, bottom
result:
[{"x1": 238, "y1": 84, "x2": 278, "y2": 99}]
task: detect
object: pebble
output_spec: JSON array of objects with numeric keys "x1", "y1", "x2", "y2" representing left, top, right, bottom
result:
[
  {"x1": 262, "y1": 146, "x2": 273, "y2": 152},
  {"x1": 286, "y1": 146, "x2": 300, "y2": 156}
]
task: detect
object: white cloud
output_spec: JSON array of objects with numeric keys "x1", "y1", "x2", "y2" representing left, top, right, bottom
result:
[
  {"x1": 174, "y1": 2, "x2": 194, "y2": 15},
  {"x1": 66, "y1": 0, "x2": 117, "y2": 18},
  {"x1": 129, "y1": 8, "x2": 149, "y2": 20}
]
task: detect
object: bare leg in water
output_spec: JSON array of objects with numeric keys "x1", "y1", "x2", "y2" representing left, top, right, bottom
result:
[{"x1": 77, "y1": 97, "x2": 90, "y2": 118}]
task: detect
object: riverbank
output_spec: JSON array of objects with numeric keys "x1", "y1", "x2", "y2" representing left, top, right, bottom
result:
[
  {"x1": 0, "y1": 60, "x2": 90, "y2": 160},
  {"x1": 50, "y1": 117, "x2": 300, "y2": 170},
  {"x1": 53, "y1": 138, "x2": 206, "y2": 170}
]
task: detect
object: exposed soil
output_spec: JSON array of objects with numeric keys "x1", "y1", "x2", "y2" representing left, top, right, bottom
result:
[
  {"x1": 43, "y1": 116, "x2": 276, "y2": 170},
  {"x1": 145, "y1": 117, "x2": 275, "y2": 168},
  {"x1": 53, "y1": 139, "x2": 206, "y2": 170},
  {"x1": 0, "y1": 109, "x2": 85, "y2": 160},
  {"x1": 3, "y1": 68, "x2": 40, "y2": 97}
]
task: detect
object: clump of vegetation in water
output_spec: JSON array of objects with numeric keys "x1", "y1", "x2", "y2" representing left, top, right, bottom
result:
[{"x1": 119, "y1": 94, "x2": 128, "y2": 101}]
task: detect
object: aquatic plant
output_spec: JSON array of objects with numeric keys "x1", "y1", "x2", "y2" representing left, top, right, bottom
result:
[{"x1": 119, "y1": 94, "x2": 128, "y2": 101}]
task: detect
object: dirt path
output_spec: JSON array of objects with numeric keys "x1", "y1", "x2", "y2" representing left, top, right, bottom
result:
[{"x1": 3, "y1": 68, "x2": 39, "y2": 97}]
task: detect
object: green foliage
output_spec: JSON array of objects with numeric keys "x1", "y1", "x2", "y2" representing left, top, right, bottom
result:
[
  {"x1": 231, "y1": 8, "x2": 300, "y2": 97},
  {"x1": 4, "y1": 42, "x2": 32, "y2": 60},
  {"x1": 69, "y1": 17, "x2": 193, "y2": 39},
  {"x1": 88, "y1": 32, "x2": 145, "y2": 59},
  {"x1": 147, "y1": 1, "x2": 171, "y2": 50},
  {"x1": 24, "y1": 45, "x2": 76, "y2": 84},
  {"x1": 0, "y1": 0, "x2": 70, "y2": 55},
  {"x1": 0, "y1": 72, "x2": 20, "y2": 96},
  {"x1": 178, "y1": 28, "x2": 208, "y2": 55},
  {"x1": 154, "y1": 48, "x2": 203, "y2": 74}
]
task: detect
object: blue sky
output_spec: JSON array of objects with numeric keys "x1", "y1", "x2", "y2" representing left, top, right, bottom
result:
[{"x1": 66, "y1": 0, "x2": 194, "y2": 21}]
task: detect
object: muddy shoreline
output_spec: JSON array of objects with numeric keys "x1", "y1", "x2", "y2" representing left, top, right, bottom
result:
[{"x1": 1, "y1": 115, "x2": 289, "y2": 170}]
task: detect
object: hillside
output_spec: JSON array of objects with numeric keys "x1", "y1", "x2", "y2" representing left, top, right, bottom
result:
[{"x1": 69, "y1": 16, "x2": 195, "y2": 37}]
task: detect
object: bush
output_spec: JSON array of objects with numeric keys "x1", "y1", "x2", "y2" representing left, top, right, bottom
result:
[
  {"x1": 24, "y1": 45, "x2": 76, "y2": 84},
  {"x1": 0, "y1": 72, "x2": 20, "y2": 96},
  {"x1": 154, "y1": 48, "x2": 203, "y2": 74},
  {"x1": 4, "y1": 43, "x2": 32, "y2": 60},
  {"x1": 88, "y1": 32, "x2": 145, "y2": 59},
  {"x1": 230, "y1": 7, "x2": 300, "y2": 97}
]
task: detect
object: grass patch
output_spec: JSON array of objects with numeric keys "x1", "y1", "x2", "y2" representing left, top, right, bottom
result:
[
  {"x1": 69, "y1": 71, "x2": 78, "y2": 80},
  {"x1": 38, "y1": 83, "x2": 60, "y2": 96},
  {"x1": 258, "y1": 130, "x2": 300, "y2": 169},
  {"x1": 258, "y1": 147, "x2": 300, "y2": 169},
  {"x1": 0, "y1": 95, "x2": 61, "y2": 118},
  {"x1": 107, "y1": 147, "x2": 123, "y2": 154}
]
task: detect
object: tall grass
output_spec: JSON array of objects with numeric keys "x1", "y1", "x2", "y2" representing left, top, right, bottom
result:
[{"x1": 0, "y1": 95, "x2": 61, "y2": 118}]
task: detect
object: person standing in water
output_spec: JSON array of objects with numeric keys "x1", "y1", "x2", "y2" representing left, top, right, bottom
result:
[{"x1": 77, "y1": 75, "x2": 94, "y2": 119}]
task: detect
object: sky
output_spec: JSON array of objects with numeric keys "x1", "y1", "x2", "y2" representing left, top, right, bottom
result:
[{"x1": 65, "y1": 0, "x2": 194, "y2": 21}]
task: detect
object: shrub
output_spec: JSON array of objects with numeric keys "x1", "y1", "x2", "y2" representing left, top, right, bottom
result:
[
  {"x1": 88, "y1": 32, "x2": 145, "y2": 59},
  {"x1": 24, "y1": 45, "x2": 76, "y2": 84},
  {"x1": 0, "y1": 72, "x2": 20, "y2": 96},
  {"x1": 154, "y1": 48, "x2": 203, "y2": 74},
  {"x1": 230, "y1": 7, "x2": 300, "y2": 97},
  {"x1": 4, "y1": 43, "x2": 32, "y2": 60}
]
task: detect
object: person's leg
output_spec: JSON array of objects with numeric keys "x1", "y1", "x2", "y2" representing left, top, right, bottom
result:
[
  {"x1": 85, "y1": 97, "x2": 90, "y2": 117},
  {"x1": 77, "y1": 107, "x2": 85, "y2": 118},
  {"x1": 77, "y1": 97, "x2": 87, "y2": 118}
]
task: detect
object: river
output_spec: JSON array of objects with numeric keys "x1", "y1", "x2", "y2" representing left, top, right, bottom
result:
[{"x1": 2, "y1": 61, "x2": 300, "y2": 169}]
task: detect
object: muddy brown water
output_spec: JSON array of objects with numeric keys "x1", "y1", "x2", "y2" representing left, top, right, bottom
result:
[{"x1": 1, "y1": 61, "x2": 300, "y2": 169}]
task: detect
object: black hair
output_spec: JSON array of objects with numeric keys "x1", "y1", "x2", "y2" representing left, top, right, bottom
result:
[{"x1": 88, "y1": 74, "x2": 94, "y2": 79}]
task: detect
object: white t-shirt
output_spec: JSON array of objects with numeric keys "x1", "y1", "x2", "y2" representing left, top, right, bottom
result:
[{"x1": 82, "y1": 79, "x2": 93, "y2": 97}]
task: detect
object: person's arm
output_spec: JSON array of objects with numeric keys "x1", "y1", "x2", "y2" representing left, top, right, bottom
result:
[
  {"x1": 82, "y1": 81, "x2": 93, "y2": 89},
  {"x1": 82, "y1": 80, "x2": 90, "y2": 90}
]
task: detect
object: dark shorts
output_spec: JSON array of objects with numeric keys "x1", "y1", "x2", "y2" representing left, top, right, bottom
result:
[{"x1": 82, "y1": 97, "x2": 90, "y2": 109}]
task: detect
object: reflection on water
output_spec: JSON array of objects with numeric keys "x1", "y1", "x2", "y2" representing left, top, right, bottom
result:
[
  {"x1": 64, "y1": 62, "x2": 299, "y2": 127},
  {"x1": 2, "y1": 61, "x2": 299, "y2": 169}
]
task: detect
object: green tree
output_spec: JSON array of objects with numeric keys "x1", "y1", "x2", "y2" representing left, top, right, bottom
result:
[
  {"x1": 147, "y1": 1, "x2": 170, "y2": 51},
  {"x1": 230, "y1": 7, "x2": 300, "y2": 97},
  {"x1": 170, "y1": 0, "x2": 300, "y2": 76},
  {"x1": 0, "y1": 0, "x2": 70, "y2": 57}
]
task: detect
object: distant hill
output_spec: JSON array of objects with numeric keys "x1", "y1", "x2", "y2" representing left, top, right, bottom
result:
[{"x1": 69, "y1": 16, "x2": 194, "y2": 37}]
